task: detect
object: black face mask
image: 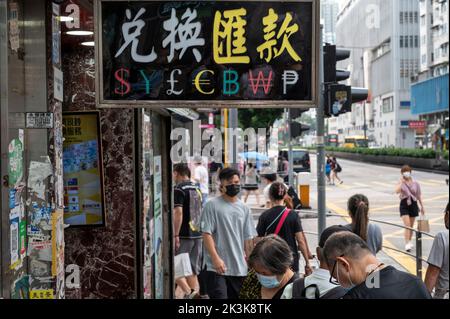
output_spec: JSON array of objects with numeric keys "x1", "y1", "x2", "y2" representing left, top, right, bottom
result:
[{"x1": 224, "y1": 184, "x2": 241, "y2": 197}]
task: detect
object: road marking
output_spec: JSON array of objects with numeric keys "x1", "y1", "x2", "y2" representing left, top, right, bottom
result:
[
  {"x1": 354, "y1": 182, "x2": 370, "y2": 188},
  {"x1": 427, "y1": 179, "x2": 446, "y2": 185},
  {"x1": 372, "y1": 181, "x2": 395, "y2": 188},
  {"x1": 370, "y1": 194, "x2": 449, "y2": 212},
  {"x1": 327, "y1": 201, "x2": 423, "y2": 275},
  {"x1": 419, "y1": 180, "x2": 441, "y2": 187}
]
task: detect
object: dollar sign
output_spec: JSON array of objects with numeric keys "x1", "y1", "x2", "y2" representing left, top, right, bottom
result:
[{"x1": 114, "y1": 68, "x2": 131, "y2": 96}]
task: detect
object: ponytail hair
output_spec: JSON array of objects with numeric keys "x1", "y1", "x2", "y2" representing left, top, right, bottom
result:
[
  {"x1": 269, "y1": 182, "x2": 288, "y2": 201},
  {"x1": 347, "y1": 194, "x2": 369, "y2": 242}
]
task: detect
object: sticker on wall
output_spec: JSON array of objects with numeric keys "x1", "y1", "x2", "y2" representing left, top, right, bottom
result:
[
  {"x1": 52, "y1": 3, "x2": 61, "y2": 66},
  {"x1": 12, "y1": 276, "x2": 30, "y2": 299},
  {"x1": 54, "y1": 67, "x2": 64, "y2": 101},
  {"x1": 9, "y1": 2, "x2": 20, "y2": 52},
  {"x1": 30, "y1": 289, "x2": 54, "y2": 300},
  {"x1": 28, "y1": 159, "x2": 53, "y2": 200},
  {"x1": 10, "y1": 218, "x2": 20, "y2": 269},
  {"x1": 8, "y1": 138, "x2": 24, "y2": 188}
]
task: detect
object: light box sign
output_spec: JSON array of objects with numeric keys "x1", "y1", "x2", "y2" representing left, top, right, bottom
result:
[
  {"x1": 62, "y1": 112, "x2": 106, "y2": 227},
  {"x1": 95, "y1": 0, "x2": 319, "y2": 108}
]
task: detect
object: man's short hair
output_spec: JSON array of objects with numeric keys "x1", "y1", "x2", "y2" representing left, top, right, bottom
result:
[
  {"x1": 318, "y1": 225, "x2": 348, "y2": 248},
  {"x1": 218, "y1": 168, "x2": 240, "y2": 182},
  {"x1": 173, "y1": 164, "x2": 191, "y2": 178},
  {"x1": 323, "y1": 231, "x2": 372, "y2": 268}
]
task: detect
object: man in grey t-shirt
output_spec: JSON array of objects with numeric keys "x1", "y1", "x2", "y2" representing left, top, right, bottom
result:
[
  {"x1": 425, "y1": 203, "x2": 449, "y2": 299},
  {"x1": 201, "y1": 168, "x2": 256, "y2": 299}
]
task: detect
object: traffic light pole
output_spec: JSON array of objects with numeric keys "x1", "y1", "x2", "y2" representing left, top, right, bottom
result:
[
  {"x1": 288, "y1": 109, "x2": 294, "y2": 188},
  {"x1": 317, "y1": 25, "x2": 327, "y2": 236}
]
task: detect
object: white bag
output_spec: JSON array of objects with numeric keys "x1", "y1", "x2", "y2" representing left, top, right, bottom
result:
[{"x1": 174, "y1": 253, "x2": 193, "y2": 279}]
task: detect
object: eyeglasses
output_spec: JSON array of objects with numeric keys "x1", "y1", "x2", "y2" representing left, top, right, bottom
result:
[{"x1": 329, "y1": 255, "x2": 344, "y2": 286}]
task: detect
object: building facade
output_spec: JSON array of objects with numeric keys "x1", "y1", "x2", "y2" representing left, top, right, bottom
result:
[
  {"x1": 410, "y1": 0, "x2": 448, "y2": 149},
  {"x1": 321, "y1": 0, "x2": 340, "y2": 44},
  {"x1": 330, "y1": 0, "x2": 421, "y2": 148}
]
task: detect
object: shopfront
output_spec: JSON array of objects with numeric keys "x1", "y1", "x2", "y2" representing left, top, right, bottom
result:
[{"x1": 1, "y1": 0, "x2": 174, "y2": 299}]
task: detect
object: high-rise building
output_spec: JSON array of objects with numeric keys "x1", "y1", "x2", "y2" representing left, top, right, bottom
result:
[
  {"x1": 321, "y1": 0, "x2": 340, "y2": 44},
  {"x1": 410, "y1": 0, "x2": 449, "y2": 149},
  {"x1": 330, "y1": 0, "x2": 421, "y2": 148}
]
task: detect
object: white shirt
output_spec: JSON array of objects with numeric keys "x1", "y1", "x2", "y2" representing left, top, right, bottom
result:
[
  {"x1": 281, "y1": 268, "x2": 339, "y2": 299},
  {"x1": 194, "y1": 165, "x2": 209, "y2": 195}
]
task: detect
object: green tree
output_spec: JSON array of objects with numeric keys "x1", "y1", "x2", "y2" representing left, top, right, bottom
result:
[{"x1": 238, "y1": 109, "x2": 284, "y2": 129}]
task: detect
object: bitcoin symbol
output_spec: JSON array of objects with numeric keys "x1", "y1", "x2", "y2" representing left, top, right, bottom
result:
[{"x1": 114, "y1": 68, "x2": 131, "y2": 96}]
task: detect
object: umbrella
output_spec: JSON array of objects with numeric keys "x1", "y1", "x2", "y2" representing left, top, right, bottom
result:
[{"x1": 239, "y1": 152, "x2": 269, "y2": 161}]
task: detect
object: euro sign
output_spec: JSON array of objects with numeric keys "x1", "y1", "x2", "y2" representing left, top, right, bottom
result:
[{"x1": 114, "y1": 68, "x2": 131, "y2": 96}]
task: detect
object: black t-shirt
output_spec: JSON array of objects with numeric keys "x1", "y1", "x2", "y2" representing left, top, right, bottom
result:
[
  {"x1": 343, "y1": 266, "x2": 432, "y2": 299},
  {"x1": 174, "y1": 181, "x2": 202, "y2": 239},
  {"x1": 257, "y1": 206, "x2": 303, "y2": 258}
]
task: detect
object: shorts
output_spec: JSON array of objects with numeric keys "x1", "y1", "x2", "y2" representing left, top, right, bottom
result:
[
  {"x1": 178, "y1": 238, "x2": 203, "y2": 275},
  {"x1": 400, "y1": 199, "x2": 419, "y2": 218}
]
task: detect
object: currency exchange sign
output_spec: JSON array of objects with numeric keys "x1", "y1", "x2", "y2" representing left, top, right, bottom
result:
[{"x1": 96, "y1": 0, "x2": 320, "y2": 108}]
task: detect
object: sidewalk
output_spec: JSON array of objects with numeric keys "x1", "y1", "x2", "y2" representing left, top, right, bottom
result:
[{"x1": 244, "y1": 194, "x2": 409, "y2": 274}]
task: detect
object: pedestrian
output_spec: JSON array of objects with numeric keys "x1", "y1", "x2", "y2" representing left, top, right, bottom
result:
[
  {"x1": 210, "y1": 160, "x2": 223, "y2": 195},
  {"x1": 173, "y1": 164, "x2": 203, "y2": 298},
  {"x1": 240, "y1": 235, "x2": 299, "y2": 299},
  {"x1": 243, "y1": 163, "x2": 262, "y2": 207},
  {"x1": 256, "y1": 182, "x2": 313, "y2": 274},
  {"x1": 330, "y1": 156, "x2": 343, "y2": 185},
  {"x1": 395, "y1": 165, "x2": 426, "y2": 252},
  {"x1": 323, "y1": 231, "x2": 431, "y2": 299},
  {"x1": 344, "y1": 194, "x2": 383, "y2": 255},
  {"x1": 193, "y1": 156, "x2": 209, "y2": 206},
  {"x1": 200, "y1": 168, "x2": 257, "y2": 299},
  {"x1": 424, "y1": 202, "x2": 449, "y2": 299},
  {"x1": 261, "y1": 171, "x2": 278, "y2": 208},
  {"x1": 282, "y1": 225, "x2": 348, "y2": 299},
  {"x1": 325, "y1": 155, "x2": 332, "y2": 185}
]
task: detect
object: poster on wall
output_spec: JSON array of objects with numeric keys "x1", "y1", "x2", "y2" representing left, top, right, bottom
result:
[
  {"x1": 95, "y1": 0, "x2": 320, "y2": 109},
  {"x1": 62, "y1": 112, "x2": 106, "y2": 227},
  {"x1": 153, "y1": 156, "x2": 164, "y2": 299}
]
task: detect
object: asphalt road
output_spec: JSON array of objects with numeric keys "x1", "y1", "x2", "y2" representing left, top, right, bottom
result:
[{"x1": 308, "y1": 154, "x2": 449, "y2": 276}]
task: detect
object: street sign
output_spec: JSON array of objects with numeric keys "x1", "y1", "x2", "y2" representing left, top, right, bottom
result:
[
  {"x1": 95, "y1": 0, "x2": 320, "y2": 109},
  {"x1": 26, "y1": 113, "x2": 54, "y2": 129},
  {"x1": 409, "y1": 121, "x2": 427, "y2": 130}
]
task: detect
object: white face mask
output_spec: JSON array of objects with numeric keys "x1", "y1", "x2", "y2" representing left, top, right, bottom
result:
[{"x1": 403, "y1": 172, "x2": 412, "y2": 178}]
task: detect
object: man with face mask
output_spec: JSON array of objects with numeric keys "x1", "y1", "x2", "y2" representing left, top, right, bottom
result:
[
  {"x1": 425, "y1": 203, "x2": 449, "y2": 299},
  {"x1": 200, "y1": 168, "x2": 257, "y2": 299},
  {"x1": 323, "y1": 231, "x2": 431, "y2": 299}
]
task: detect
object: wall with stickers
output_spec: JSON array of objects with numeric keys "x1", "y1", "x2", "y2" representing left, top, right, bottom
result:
[{"x1": 0, "y1": 0, "x2": 65, "y2": 299}]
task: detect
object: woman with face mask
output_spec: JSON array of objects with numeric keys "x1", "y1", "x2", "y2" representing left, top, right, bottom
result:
[
  {"x1": 395, "y1": 165, "x2": 426, "y2": 252},
  {"x1": 240, "y1": 235, "x2": 298, "y2": 299}
]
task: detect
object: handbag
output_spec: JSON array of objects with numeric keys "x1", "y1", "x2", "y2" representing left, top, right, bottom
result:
[
  {"x1": 174, "y1": 253, "x2": 193, "y2": 279},
  {"x1": 417, "y1": 215, "x2": 430, "y2": 233}
]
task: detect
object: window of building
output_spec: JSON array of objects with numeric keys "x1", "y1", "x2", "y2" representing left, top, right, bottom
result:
[{"x1": 382, "y1": 97, "x2": 394, "y2": 113}]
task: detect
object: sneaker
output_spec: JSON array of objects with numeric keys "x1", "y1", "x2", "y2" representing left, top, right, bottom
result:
[
  {"x1": 405, "y1": 242, "x2": 413, "y2": 252},
  {"x1": 339, "y1": 181, "x2": 344, "y2": 185},
  {"x1": 184, "y1": 290, "x2": 201, "y2": 299}
]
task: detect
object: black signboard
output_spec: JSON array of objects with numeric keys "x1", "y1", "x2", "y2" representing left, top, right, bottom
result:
[{"x1": 95, "y1": 0, "x2": 319, "y2": 108}]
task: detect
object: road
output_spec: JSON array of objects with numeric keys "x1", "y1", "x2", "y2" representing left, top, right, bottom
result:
[
  {"x1": 244, "y1": 155, "x2": 448, "y2": 276},
  {"x1": 309, "y1": 154, "x2": 449, "y2": 275}
]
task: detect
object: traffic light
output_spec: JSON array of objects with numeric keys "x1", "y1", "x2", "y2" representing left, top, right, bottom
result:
[
  {"x1": 323, "y1": 44, "x2": 369, "y2": 117},
  {"x1": 291, "y1": 122, "x2": 310, "y2": 139}
]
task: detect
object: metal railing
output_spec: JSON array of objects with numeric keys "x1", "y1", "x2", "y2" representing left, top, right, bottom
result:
[{"x1": 299, "y1": 212, "x2": 436, "y2": 278}]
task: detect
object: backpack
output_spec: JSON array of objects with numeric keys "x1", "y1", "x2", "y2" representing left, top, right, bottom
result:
[
  {"x1": 335, "y1": 163, "x2": 342, "y2": 173},
  {"x1": 286, "y1": 186, "x2": 302, "y2": 209},
  {"x1": 183, "y1": 184, "x2": 203, "y2": 233},
  {"x1": 291, "y1": 278, "x2": 347, "y2": 299}
]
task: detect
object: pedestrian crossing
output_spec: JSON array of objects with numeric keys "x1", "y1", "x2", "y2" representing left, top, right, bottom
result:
[{"x1": 326, "y1": 179, "x2": 445, "y2": 190}]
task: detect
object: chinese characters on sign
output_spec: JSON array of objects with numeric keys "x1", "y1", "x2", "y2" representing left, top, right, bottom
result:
[
  {"x1": 97, "y1": 0, "x2": 318, "y2": 107},
  {"x1": 62, "y1": 113, "x2": 105, "y2": 227}
]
